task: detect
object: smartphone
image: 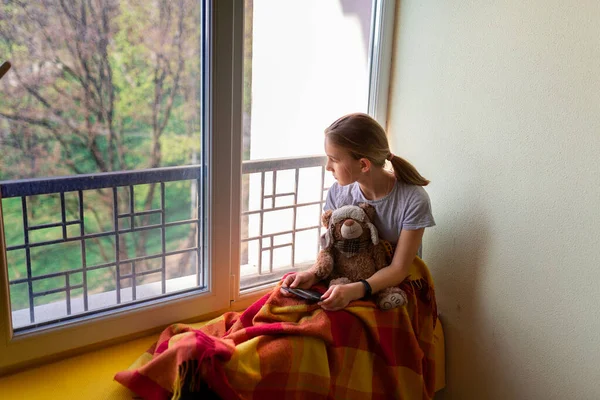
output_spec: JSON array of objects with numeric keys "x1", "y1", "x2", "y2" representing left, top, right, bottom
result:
[{"x1": 281, "y1": 287, "x2": 322, "y2": 302}]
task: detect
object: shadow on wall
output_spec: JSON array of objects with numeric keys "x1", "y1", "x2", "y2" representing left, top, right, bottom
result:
[
  {"x1": 430, "y1": 202, "x2": 490, "y2": 400},
  {"x1": 430, "y1": 200, "x2": 589, "y2": 399}
]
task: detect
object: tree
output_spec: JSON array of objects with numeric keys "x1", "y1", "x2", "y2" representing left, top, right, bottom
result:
[{"x1": 0, "y1": 0, "x2": 202, "y2": 295}]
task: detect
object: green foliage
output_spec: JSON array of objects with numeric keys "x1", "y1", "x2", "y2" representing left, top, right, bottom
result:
[
  {"x1": 0, "y1": 0, "x2": 205, "y2": 315},
  {"x1": 160, "y1": 132, "x2": 201, "y2": 166},
  {"x1": 111, "y1": 3, "x2": 156, "y2": 131}
]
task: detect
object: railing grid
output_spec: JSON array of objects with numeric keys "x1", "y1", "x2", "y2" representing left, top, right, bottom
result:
[
  {"x1": 241, "y1": 156, "x2": 329, "y2": 286},
  {"x1": 1, "y1": 166, "x2": 203, "y2": 330},
  {"x1": 1, "y1": 157, "x2": 329, "y2": 329}
]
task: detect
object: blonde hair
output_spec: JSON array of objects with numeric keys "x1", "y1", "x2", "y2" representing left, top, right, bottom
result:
[{"x1": 324, "y1": 113, "x2": 430, "y2": 186}]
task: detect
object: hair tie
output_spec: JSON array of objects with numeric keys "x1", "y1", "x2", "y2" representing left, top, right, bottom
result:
[{"x1": 386, "y1": 153, "x2": 394, "y2": 161}]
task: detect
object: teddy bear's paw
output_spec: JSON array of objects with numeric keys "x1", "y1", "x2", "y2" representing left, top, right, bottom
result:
[
  {"x1": 330, "y1": 277, "x2": 351, "y2": 286},
  {"x1": 379, "y1": 292, "x2": 407, "y2": 310}
]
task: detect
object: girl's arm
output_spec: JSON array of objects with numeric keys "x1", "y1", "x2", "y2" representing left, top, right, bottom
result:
[
  {"x1": 319, "y1": 228, "x2": 424, "y2": 311},
  {"x1": 365, "y1": 228, "x2": 424, "y2": 294}
]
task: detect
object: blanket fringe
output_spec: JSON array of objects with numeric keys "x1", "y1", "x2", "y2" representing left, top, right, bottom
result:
[
  {"x1": 402, "y1": 277, "x2": 438, "y2": 328},
  {"x1": 383, "y1": 239, "x2": 438, "y2": 328}
]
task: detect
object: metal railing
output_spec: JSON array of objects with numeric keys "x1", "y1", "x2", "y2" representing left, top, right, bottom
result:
[
  {"x1": 1, "y1": 166, "x2": 204, "y2": 330},
  {"x1": 0, "y1": 156, "x2": 328, "y2": 329},
  {"x1": 240, "y1": 155, "x2": 328, "y2": 289}
]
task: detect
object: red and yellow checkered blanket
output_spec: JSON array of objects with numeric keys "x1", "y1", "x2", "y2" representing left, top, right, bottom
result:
[{"x1": 114, "y1": 257, "x2": 438, "y2": 400}]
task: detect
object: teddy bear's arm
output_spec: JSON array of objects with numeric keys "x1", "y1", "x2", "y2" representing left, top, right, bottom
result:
[
  {"x1": 308, "y1": 249, "x2": 334, "y2": 280},
  {"x1": 373, "y1": 242, "x2": 389, "y2": 271}
]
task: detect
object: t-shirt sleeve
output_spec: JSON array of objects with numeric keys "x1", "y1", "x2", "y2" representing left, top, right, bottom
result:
[
  {"x1": 402, "y1": 187, "x2": 436, "y2": 230},
  {"x1": 323, "y1": 183, "x2": 339, "y2": 212}
]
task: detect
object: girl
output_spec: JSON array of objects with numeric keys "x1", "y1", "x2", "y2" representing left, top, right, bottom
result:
[{"x1": 281, "y1": 113, "x2": 435, "y2": 311}]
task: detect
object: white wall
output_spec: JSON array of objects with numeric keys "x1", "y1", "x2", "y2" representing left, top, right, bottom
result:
[{"x1": 387, "y1": 1, "x2": 600, "y2": 399}]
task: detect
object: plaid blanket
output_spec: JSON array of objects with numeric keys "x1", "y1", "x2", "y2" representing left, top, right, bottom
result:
[{"x1": 114, "y1": 256, "x2": 438, "y2": 400}]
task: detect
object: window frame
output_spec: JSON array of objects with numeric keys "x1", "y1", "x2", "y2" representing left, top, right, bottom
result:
[
  {"x1": 0, "y1": 0, "x2": 244, "y2": 376},
  {"x1": 368, "y1": 0, "x2": 397, "y2": 128}
]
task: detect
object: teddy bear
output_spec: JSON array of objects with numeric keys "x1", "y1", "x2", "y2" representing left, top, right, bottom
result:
[{"x1": 308, "y1": 203, "x2": 407, "y2": 310}]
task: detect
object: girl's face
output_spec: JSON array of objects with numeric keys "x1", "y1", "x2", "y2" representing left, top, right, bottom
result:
[{"x1": 324, "y1": 138, "x2": 362, "y2": 186}]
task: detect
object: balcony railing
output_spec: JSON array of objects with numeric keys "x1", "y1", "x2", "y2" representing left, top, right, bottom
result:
[
  {"x1": 1, "y1": 166, "x2": 204, "y2": 331},
  {"x1": 240, "y1": 155, "x2": 328, "y2": 289},
  {"x1": 0, "y1": 156, "x2": 329, "y2": 330}
]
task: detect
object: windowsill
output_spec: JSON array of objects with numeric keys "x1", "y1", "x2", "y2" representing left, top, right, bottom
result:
[
  {"x1": 0, "y1": 327, "x2": 161, "y2": 398},
  {"x1": 2, "y1": 277, "x2": 271, "y2": 378},
  {"x1": 0, "y1": 292, "x2": 266, "y2": 397}
]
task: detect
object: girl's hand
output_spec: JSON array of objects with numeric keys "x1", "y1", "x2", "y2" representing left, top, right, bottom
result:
[
  {"x1": 318, "y1": 282, "x2": 363, "y2": 311},
  {"x1": 280, "y1": 271, "x2": 318, "y2": 296}
]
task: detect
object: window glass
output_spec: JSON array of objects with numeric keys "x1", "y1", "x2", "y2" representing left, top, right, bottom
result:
[
  {"x1": 0, "y1": 0, "x2": 205, "y2": 330},
  {"x1": 240, "y1": 0, "x2": 374, "y2": 290}
]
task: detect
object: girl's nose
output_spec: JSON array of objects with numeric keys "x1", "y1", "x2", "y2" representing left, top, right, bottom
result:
[{"x1": 343, "y1": 219, "x2": 354, "y2": 226}]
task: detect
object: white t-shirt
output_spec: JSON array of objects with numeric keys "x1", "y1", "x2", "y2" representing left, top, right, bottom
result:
[{"x1": 324, "y1": 180, "x2": 435, "y2": 247}]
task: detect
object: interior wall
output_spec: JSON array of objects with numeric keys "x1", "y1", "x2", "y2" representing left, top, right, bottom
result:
[{"x1": 387, "y1": 1, "x2": 600, "y2": 399}]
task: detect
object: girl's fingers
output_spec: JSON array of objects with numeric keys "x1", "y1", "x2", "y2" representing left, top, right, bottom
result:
[
  {"x1": 321, "y1": 297, "x2": 336, "y2": 306},
  {"x1": 289, "y1": 277, "x2": 298, "y2": 288},
  {"x1": 320, "y1": 286, "x2": 334, "y2": 300},
  {"x1": 280, "y1": 274, "x2": 295, "y2": 296},
  {"x1": 320, "y1": 287, "x2": 340, "y2": 309},
  {"x1": 281, "y1": 274, "x2": 295, "y2": 288},
  {"x1": 290, "y1": 275, "x2": 304, "y2": 288},
  {"x1": 320, "y1": 299, "x2": 342, "y2": 310},
  {"x1": 319, "y1": 286, "x2": 350, "y2": 311}
]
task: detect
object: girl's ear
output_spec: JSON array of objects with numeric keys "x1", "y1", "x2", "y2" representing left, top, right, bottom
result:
[{"x1": 359, "y1": 157, "x2": 371, "y2": 173}]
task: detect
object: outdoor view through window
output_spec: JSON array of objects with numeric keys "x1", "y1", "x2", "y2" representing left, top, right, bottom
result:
[
  {"x1": 240, "y1": 0, "x2": 373, "y2": 290},
  {"x1": 0, "y1": 0, "x2": 205, "y2": 330}
]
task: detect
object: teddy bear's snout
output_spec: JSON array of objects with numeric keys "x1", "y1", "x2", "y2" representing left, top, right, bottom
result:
[{"x1": 340, "y1": 219, "x2": 363, "y2": 239}]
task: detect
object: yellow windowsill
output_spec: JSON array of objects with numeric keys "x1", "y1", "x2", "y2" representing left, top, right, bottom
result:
[
  {"x1": 0, "y1": 290, "x2": 266, "y2": 399},
  {"x1": 0, "y1": 333, "x2": 156, "y2": 399}
]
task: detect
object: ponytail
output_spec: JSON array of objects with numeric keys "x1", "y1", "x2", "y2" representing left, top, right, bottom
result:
[
  {"x1": 325, "y1": 113, "x2": 431, "y2": 186},
  {"x1": 389, "y1": 155, "x2": 430, "y2": 186}
]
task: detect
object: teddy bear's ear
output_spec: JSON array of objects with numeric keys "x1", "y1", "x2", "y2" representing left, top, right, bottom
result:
[
  {"x1": 321, "y1": 209, "x2": 333, "y2": 227},
  {"x1": 366, "y1": 222, "x2": 379, "y2": 245},
  {"x1": 358, "y1": 203, "x2": 375, "y2": 221},
  {"x1": 320, "y1": 230, "x2": 333, "y2": 250}
]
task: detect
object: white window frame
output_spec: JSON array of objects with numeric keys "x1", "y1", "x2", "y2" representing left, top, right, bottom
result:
[
  {"x1": 0, "y1": 0, "x2": 243, "y2": 375},
  {"x1": 230, "y1": 0, "x2": 397, "y2": 307},
  {"x1": 368, "y1": 0, "x2": 397, "y2": 129}
]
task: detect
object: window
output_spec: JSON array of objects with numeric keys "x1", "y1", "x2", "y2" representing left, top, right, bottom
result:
[
  {"x1": 236, "y1": 0, "x2": 396, "y2": 298},
  {"x1": 0, "y1": 0, "x2": 240, "y2": 374},
  {"x1": 0, "y1": 0, "x2": 395, "y2": 373}
]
